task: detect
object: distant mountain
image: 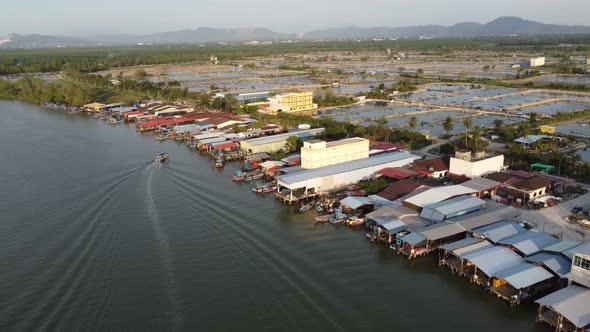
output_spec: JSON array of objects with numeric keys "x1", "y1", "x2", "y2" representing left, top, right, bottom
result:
[
  {"x1": 304, "y1": 17, "x2": 590, "y2": 39},
  {"x1": 2, "y1": 17, "x2": 590, "y2": 49},
  {"x1": 0, "y1": 33, "x2": 92, "y2": 49},
  {"x1": 87, "y1": 27, "x2": 289, "y2": 44}
]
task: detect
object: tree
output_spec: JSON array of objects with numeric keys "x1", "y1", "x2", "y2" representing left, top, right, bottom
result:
[
  {"x1": 443, "y1": 116, "x2": 454, "y2": 136},
  {"x1": 493, "y1": 119, "x2": 504, "y2": 130},
  {"x1": 462, "y1": 116, "x2": 473, "y2": 148},
  {"x1": 528, "y1": 111, "x2": 538, "y2": 124},
  {"x1": 407, "y1": 116, "x2": 418, "y2": 150},
  {"x1": 472, "y1": 126, "x2": 484, "y2": 152},
  {"x1": 286, "y1": 136, "x2": 302, "y2": 152},
  {"x1": 517, "y1": 123, "x2": 531, "y2": 146},
  {"x1": 408, "y1": 116, "x2": 418, "y2": 130},
  {"x1": 416, "y1": 68, "x2": 424, "y2": 77}
]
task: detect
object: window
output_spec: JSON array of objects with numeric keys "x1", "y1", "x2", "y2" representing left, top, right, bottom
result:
[{"x1": 574, "y1": 255, "x2": 590, "y2": 271}]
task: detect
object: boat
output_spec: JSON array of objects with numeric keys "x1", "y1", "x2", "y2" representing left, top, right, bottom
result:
[
  {"x1": 155, "y1": 153, "x2": 168, "y2": 163},
  {"x1": 346, "y1": 216, "x2": 365, "y2": 228},
  {"x1": 299, "y1": 202, "x2": 315, "y2": 213},
  {"x1": 314, "y1": 215, "x2": 331, "y2": 223},
  {"x1": 244, "y1": 173, "x2": 264, "y2": 182},
  {"x1": 253, "y1": 183, "x2": 277, "y2": 193},
  {"x1": 329, "y1": 217, "x2": 344, "y2": 225},
  {"x1": 215, "y1": 158, "x2": 225, "y2": 168}
]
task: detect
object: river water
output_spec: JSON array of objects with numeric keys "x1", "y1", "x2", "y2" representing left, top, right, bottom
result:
[{"x1": 0, "y1": 100, "x2": 549, "y2": 331}]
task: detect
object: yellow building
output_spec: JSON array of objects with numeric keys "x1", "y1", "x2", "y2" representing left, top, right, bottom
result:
[
  {"x1": 539, "y1": 125, "x2": 556, "y2": 134},
  {"x1": 83, "y1": 102, "x2": 105, "y2": 112},
  {"x1": 301, "y1": 138, "x2": 370, "y2": 169},
  {"x1": 265, "y1": 92, "x2": 318, "y2": 114}
]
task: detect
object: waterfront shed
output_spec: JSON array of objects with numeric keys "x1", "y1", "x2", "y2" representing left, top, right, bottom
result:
[
  {"x1": 462, "y1": 246, "x2": 524, "y2": 287},
  {"x1": 536, "y1": 285, "x2": 590, "y2": 332},
  {"x1": 399, "y1": 222, "x2": 467, "y2": 259},
  {"x1": 490, "y1": 262, "x2": 555, "y2": 305}
]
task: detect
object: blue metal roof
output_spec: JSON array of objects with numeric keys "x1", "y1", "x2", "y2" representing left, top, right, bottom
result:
[
  {"x1": 472, "y1": 221, "x2": 527, "y2": 243},
  {"x1": 536, "y1": 285, "x2": 590, "y2": 328},
  {"x1": 527, "y1": 252, "x2": 571, "y2": 277},
  {"x1": 494, "y1": 262, "x2": 553, "y2": 289},
  {"x1": 401, "y1": 232, "x2": 427, "y2": 246},
  {"x1": 499, "y1": 231, "x2": 560, "y2": 256},
  {"x1": 463, "y1": 246, "x2": 524, "y2": 276},
  {"x1": 420, "y1": 195, "x2": 485, "y2": 222},
  {"x1": 440, "y1": 237, "x2": 485, "y2": 252},
  {"x1": 380, "y1": 219, "x2": 406, "y2": 234},
  {"x1": 543, "y1": 240, "x2": 581, "y2": 258}
]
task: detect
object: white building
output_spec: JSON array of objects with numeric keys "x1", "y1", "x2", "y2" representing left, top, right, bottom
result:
[
  {"x1": 530, "y1": 57, "x2": 546, "y2": 67},
  {"x1": 301, "y1": 138, "x2": 369, "y2": 170},
  {"x1": 277, "y1": 152, "x2": 420, "y2": 197},
  {"x1": 449, "y1": 155, "x2": 505, "y2": 178},
  {"x1": 571, "y1": 243, "x2": 590, "y2": 288}
]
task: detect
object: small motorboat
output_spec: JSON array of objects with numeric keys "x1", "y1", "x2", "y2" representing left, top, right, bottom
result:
[
  {"x1": 155, "y1": 153, "x2": 168, "y2": 163},
  {"x1": 299, "y1": 202, "x2": 315, "y2": 213},
  {"x1": 346, "y1": 216, "x2": 365, "y2": 228},
  {"x1": 215, "y1": 158, "x2": 225, "y2": 168},
  {"x1": 314, "y1": 215, "x2": 331, "y2": 223}
]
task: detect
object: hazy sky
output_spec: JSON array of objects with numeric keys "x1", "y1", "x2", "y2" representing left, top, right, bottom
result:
[{"x1": 2, "y1": 0, "x2": 589, "y2": 36}]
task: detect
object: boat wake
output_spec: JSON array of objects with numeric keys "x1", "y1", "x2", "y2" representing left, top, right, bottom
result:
[
  {"x1": 166, "y1": 168, "x2": 345, "y2": 331},
  {"x1": 144, "y1": 166, "x2": 183, "y2": 329}
]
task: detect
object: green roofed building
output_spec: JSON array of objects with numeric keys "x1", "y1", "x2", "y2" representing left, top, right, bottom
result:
[{"x1": 531, "y1": 163, "x2": 555, "y2": 172}]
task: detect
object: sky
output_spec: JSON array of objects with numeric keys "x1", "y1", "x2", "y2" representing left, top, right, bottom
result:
[{"x1": 2, "y1": 0, "x2": 589, "y2": 36}]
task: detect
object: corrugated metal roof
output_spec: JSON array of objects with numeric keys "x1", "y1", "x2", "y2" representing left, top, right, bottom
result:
[
  {"x1": 401, "y1": 232, "x2": 427, "y2": 245},
  {"x1": 499, "y1": 231, "x2": 560, "y2": 256},
  {"x1": 527, "y1": 252, "x2": 572, "y2": 277},
  {"x1": 454, "y1": 240, "x2": 494, "y2": 258},
  {"x1": 440, "y1": 237, "x2": 485, "y2": 251},
  {"x1": 380, "y1": 219, "x2": 406, "y2": 234},
  {"x1": 463, "y1": 246, "x2": 524, "y2": 276},
  {"x1": 472, "y1": 221, "x2": 527, "y2": 243},
  {"x1": 340, "y1": 196, "x2": 373, "y2": 210},
  {"x1": 403, "y1": 185, "x2": 477, "y2": 208},
  {"x1": 420, "y1": 195, "x2": 485, "y2": 220},
  {"x1": 278, "y1": 152, "x2": 419, "y2": 186},
  {"x1": 455, "y1": 205, "x2": 518, "y2": 230},
  {"x1": 494, "y1": 262, "x2": 553, "y2": 289},
  {"x1": 414, "y1": 222, "x2": 467, "y2": 241},
  {"x1": 366, "y1": 206, "x2": 400, "y2": 224},
  {"x1": 571, "y1": 242, "x2": 590, "y2": 256},
  {"x1": 536, "y1": 285, "x2": 590, "y2": 328},
  {"x1": 543, "y1": 240, "x2": 581, "y2": 257},
  {"x1": 460, "y1": 177, "x2": 502, "y2": 192},
  {"x1": 244, "y1": 128, "x2": 325, "y2": 146}
]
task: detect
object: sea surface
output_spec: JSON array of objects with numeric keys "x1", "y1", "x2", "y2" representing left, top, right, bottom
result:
[{"x1": 0, "y1": 100, "x2": 550, "y2": 331}]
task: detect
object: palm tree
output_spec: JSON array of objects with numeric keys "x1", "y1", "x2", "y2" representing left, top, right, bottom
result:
[
  {"x1": 517, "y1": 123, "x2": 531, "y2": 146},
  {"x1": 493, "y1": 119, "x2": 504, "y2": 130},
  {"x1": 528, "y1": 111, "x2": 538, "y2": 124},
  {"x1": 462, "y1": 116, "x2": 473, "y2": 148},
  {"x1": 471, "y1": 126, "x2": 484, "y2": 152},
  {"x1": 408, "y1": 116, "x2": 418, "y2": 130},
  {"x1": 408, "y1": 116, "x2": 418, "y2": 150},
  {"x1": 443, "y1": 116, "x2": 454, "y2": 136}
]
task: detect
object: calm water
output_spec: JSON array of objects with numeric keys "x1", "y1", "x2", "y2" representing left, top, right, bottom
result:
[{"x1": 0, "y1": 100, "x2": 550, "y2": 331}]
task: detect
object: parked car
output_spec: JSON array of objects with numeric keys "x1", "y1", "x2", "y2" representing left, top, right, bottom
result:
[{"x1": 572, "y1": 206, "x2": 584, "y2": 213}]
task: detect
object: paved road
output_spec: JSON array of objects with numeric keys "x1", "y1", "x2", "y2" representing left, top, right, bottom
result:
[{"x1": 516, "y1": 189, "x2": 590, "y2": 242}]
